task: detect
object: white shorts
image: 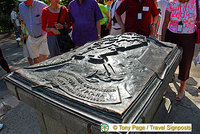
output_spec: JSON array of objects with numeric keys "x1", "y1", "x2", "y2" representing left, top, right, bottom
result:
[
  {"x1": 26, "y1": 34, "x2": 49, "y2": 59},
  {"x1": 23, "y1": 43, "x2": 30, "y2": 58}
]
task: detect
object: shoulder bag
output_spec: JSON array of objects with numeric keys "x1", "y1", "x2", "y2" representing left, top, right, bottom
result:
[{"x1": 56, "y1": 6, "x2": 75, "y2": 53}]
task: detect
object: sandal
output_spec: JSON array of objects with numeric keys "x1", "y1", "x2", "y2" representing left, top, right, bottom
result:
[{"x1": 175, "y1": 92, "x2": 185, "y2": 101}]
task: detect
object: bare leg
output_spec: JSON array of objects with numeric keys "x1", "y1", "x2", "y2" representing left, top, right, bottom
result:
[
  {"x1": 33, "y1": 55, "x2": 47, "y2": 64},
  {"x1": 33, "y1": 57, "x2": 40, "y2": 64},
  {"x1": 39, "y1": 54, "x2": 48, "y2": 62},
  {"x1": 175, "y1": 80, "x2": 186, "y2": 101},
  {"x1": 179, "y1": 80, "x2": 187, "y2": 94},
  {"x1": 27, "y1": 57, "x2": 34, "y2": 65}
]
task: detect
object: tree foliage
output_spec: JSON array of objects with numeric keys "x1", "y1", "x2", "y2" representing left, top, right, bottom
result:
[
  {"x1": 42, "y1": 0, "x2": 72, "y2": 7},
  {"x1": 0, "y1": 0, "x2": 19, "y2": 32}
]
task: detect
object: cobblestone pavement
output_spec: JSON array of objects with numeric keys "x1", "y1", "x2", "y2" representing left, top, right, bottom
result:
[{"x1": 0, "y1": 33, "x2": 200, "y2": 134}]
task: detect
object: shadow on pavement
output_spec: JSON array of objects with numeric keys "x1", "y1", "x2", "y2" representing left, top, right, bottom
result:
[
  {"x1": 0, "y1": 103, "x2": 40, "y2": 134},
  {"x1": 166, "y1": 83, "x2": 200, "y2": 133}
]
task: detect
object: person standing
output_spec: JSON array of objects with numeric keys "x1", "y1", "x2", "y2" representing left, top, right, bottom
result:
[
  {"x1": 108, "y1": 0, "x2": 126, "y2": 35},
  {"x1": 157, "y1": 0, "x2": 169, "y2": 40},
  {"x1": 161, "y1": 0, "x2": 199, "y2": 101},
  {"x1": 20, "y1": 20, "x2": 35, "y2": 65},
  {"x1": 68, "y1": 0, "x2": 103, "y2": 47},
  {"x1": 115, "y1": 0, "x2": 159, "y2": 36},
  {"x1": 42, "y1": 0, "x2": 71, "y2": 57},
  {"x1": 10, "y1": 6, "x2": 21, "y2": 47},
  {"x1": 18, "y1": 0, "x2": 49, "y2": 64}
]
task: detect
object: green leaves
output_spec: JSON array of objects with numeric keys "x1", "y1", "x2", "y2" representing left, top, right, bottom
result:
[{"x1": 42, "y1": 0, "x2": 72, "y2": 7}]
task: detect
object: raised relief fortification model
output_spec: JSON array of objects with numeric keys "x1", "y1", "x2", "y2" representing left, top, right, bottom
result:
[{"x1": 5, "y1": 33, "x2": 182, "y2": 125}]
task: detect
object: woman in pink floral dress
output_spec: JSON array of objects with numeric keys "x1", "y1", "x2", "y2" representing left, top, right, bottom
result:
[{"x1": 162, "y1": 0, "x2": 200, "y2": 100}]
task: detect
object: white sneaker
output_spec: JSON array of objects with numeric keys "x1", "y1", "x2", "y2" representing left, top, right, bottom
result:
[
  {"x1": 0, "y1": 123, "x2": 3, "y2": 130},
  {"x1": 16, "y1": 37, "x2": 21, "y2": 41}
]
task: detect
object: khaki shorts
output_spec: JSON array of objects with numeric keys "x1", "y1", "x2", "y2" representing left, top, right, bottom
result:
[
  {"x1": 23, "y1": 43, "x2": 30, "y2": 58},
  {"x1": 26, "y1": 34, "x2": 49, "y2": 59}
]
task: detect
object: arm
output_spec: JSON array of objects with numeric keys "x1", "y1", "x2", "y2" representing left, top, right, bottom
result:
[
  {"x1": 106, "y1": 17, "x2": 112, "y2": 30},
  {"x1": 161, "y1": 10, "x2": 171, "y2": 41},
  {"x1": 105, "y1": 11, "x2": 109, "y2": 19},
  {"x1": 115, "y1": 12, "x2": 125, "y2": 34},
  {"x1": 65, "y1": 8, "x2": 72, "y2": 28},
  {"x1": 115, "y1": 0, "x2": 127, "y2": 34},
  {"x1": 150, "y1": 15, "x2": 159, "y2": 37},
  {"x1": 107, "y1": 5, "x2": 113, "y2": 31},
  {"x1": 150, "y1": 0, "x2": 159, "y2": 37},
  {"x1": 155, "y1": 16, "x2": 161, "y2": 38},
  {"x1": 105, "y1": 11, "x2": 111, "y2": 30},
  {"x1": 41, "y1": 9, "x2": 48, "y2": 32},
  {"x1": 94, "y1": 1, "x2": 103, "y2": 39},
  {"x1": 96, "y1": 20, "x2": 101, "y2": 40}
]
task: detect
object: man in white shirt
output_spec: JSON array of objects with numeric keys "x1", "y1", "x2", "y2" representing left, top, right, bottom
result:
[
  {"x1": 10, "y1": 6, "x2": 21, "y2": 47},
  {"x1": 18, "y1": 0, "x2": 49, "y2": 64}
]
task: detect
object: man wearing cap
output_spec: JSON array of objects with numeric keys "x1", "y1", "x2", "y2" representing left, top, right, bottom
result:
[{"x1": 18, "y1": 0, "x2": 49, "y2": 64}]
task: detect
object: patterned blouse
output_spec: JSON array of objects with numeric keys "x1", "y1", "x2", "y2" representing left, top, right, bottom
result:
[{"x1": 167, "y1": 0, "x2": 200, "y2": 33}]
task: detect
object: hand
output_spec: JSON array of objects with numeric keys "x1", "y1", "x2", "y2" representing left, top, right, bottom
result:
[
  {"x1": 51, "y1": 28, "x2": 60, "y2": 35},
  {"x1": 106, "y1": 22, "x2": 111, "y2": 30},
  {"x1": 55, "y1": 23, "x2": 64, "y2": 29},
  {"x1": 121, "y1": 26, "x2": 125, "y2": 34},
  {"x1": 98, "y1": 34, "x2": 101, "y2": 40}
]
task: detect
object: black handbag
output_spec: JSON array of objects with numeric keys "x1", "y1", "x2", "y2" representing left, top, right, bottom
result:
[{"x1": 56, "y1": 6, "x2": 75, "y2": 53}]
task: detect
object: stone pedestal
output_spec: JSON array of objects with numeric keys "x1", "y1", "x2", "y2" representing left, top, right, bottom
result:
[{"x1": 4, "y1": 33, "x2": 182, "y2": 134}]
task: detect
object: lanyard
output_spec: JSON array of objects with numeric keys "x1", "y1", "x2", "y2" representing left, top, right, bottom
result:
[
  {"x1": 179, "y1": 2, "x2": 188, "y2": 21},
  {"x1": 136, "y1": 0, "x2": 145, "y2": 12}
]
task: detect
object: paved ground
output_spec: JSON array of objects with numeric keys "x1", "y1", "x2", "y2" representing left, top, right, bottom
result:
[{"x1": 0, "y1": 33, "x2": 200, "y2": 134}]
